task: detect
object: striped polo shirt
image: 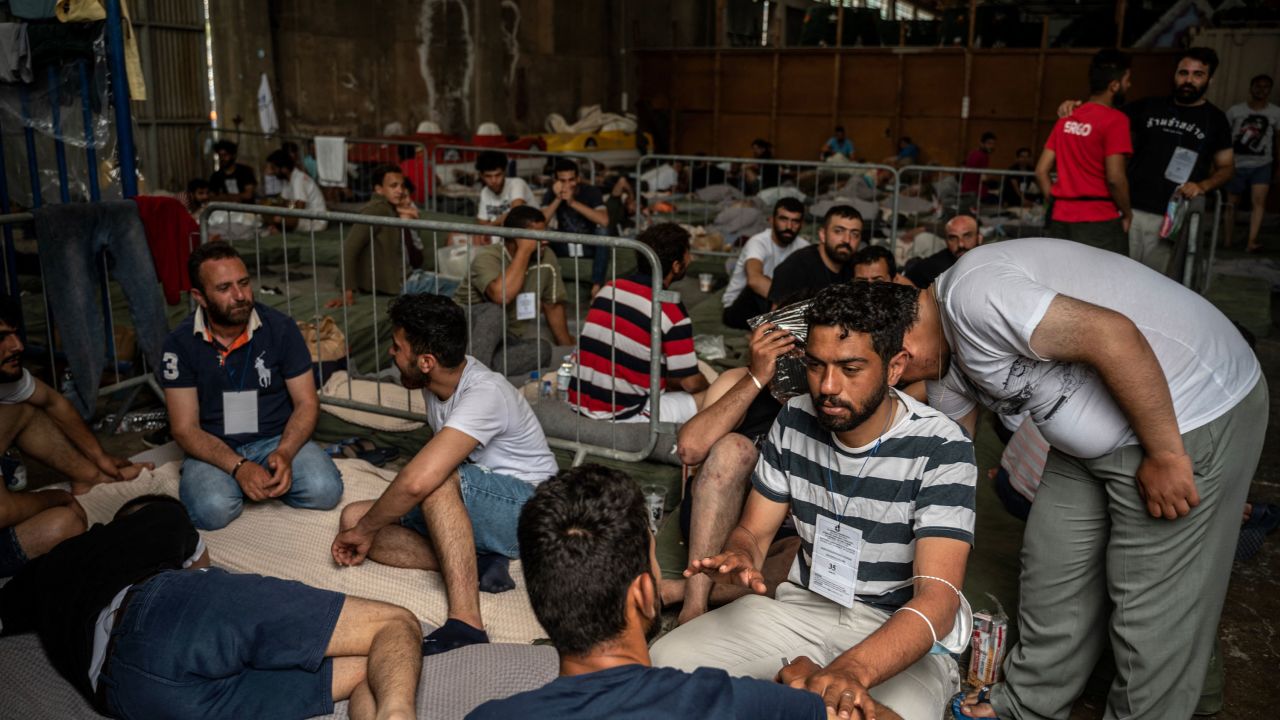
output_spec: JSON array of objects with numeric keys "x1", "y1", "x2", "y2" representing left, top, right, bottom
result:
[
  {"x1": 568, "y1": 274, "x2": 699, "y2": 419},
  {"x1": 753, "y1": 388, "x2": 977, "y2": 612}
]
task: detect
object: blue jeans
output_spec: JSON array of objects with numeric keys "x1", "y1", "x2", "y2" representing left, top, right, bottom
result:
[
  {"x1": 402, "y1": 269, "x2": 461, "y2": 298},
  {"x1": 31, "y1": 201, "x2": 170, "y2": 418},
  {"x1": 179, "y1": 436, "x2": 343, "y2": 530},
  {"x1": 98, "y1": 568, "x2": 345, "y2": 720},
  {"x1": 400, "y1": 464, "x2": 537, "y2": 558}
]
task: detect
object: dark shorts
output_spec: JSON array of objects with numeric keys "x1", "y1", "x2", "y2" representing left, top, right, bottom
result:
[
  {"x1": 1227, "y1": 163, "x2": 1272, "y2": 195},
  {"x1": 0, "y1": 526, "x2": 28, "y2": 579},
  {"x1": 98, "y1": 568, "x2": 346, "y2": 720}
]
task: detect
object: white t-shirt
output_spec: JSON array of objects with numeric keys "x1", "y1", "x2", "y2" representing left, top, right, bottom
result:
[
  {"x1": 927, "y1": 239, "x2": 1260, "y2": 459},
  {"x1": 1226, "y1": 102, "x2": 1280, "y2": 170},
  {"x1": 640, "y1": 164, "x2": 679, "y2": 192},
  {"x1": 423, "y1": 356, "x2": 558, "y2": 483},
  {"x1": 721, "y1": 229, "x2": 809, "y2": 306},
  {"x1": 478, "y1": 177, "x2": 538, "y2": 223},
  {"x1": 0, "y1": 368, "x2": 35, "y2": 405},
  {"x1": 281, "y1": 168, "x2": 326, "y2": 213}
]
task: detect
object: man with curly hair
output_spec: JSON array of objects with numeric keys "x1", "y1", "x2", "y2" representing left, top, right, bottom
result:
[
  {"x1": 568, "y1": 223, "x2": 708, "y2": 424},
  {"x1": 651, "y1": 281, "x2": 977, "y2": 720}
]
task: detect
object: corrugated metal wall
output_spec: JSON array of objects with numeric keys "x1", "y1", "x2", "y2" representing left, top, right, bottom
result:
[{"x1": 132, "y1": 0, "x2": 210, "y2": 192}]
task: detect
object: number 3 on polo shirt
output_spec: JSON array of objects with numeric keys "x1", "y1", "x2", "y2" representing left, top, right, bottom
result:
[
  {"x1": 810, "y1": 515, "x2": 860, "y2": 609},
  {"x1": 223, "y1": 390, "x2": 259, "y2": 436}
]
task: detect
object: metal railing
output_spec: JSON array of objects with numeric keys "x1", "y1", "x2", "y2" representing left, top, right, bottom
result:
[
  {"x1": 892, "y1": 164, "x2": 1046, "y2": 242},
  {"x1": 633, "y1": 154, "x2": 901, "y2": 256},
  {"x1": 428, "y1": 144, "x2": 598, "y2": 215},
  {"x1": 199, "y1": 202, "x2": 668, "y2": 465},
  {"x1": 195, "y1": 127, "x2": 430, "y2": 206},
  {"x1": 0, "y1": 211, "x2": 165, "y2": 421}
]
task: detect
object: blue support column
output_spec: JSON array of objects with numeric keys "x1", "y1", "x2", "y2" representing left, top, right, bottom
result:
[
  {"x1": 48, "y1": 65, "x2": 71, "y2": 204},
  {"x1": 105, "y1": 0, "x2": 137, "y2": 198},
  {"x1": 79, "y1": 59, "x2": 101, "y2": 202},
  {"x1": 0, "y1": 117, "x2": 20, "y2": 315},
  {"x1": 18, "y1": 86, "x2": 42, "y2": 208}
]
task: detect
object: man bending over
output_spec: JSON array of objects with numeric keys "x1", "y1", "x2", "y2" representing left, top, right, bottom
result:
[
  {"x1": 333, "y1": 294, "x2": 558, "y2": 656},
  {"x1": 468, "y1": 464, "x2": 829, "y2": 720},
  {"x1": 0, "y1": 296, "x2": 150, "y2": 577},
  {"x1": 651, "y1": 281, "x2": 976, "y2": 720},
  {"x1": 0, "y1": 494, "x2": 420, "y2": 720}
]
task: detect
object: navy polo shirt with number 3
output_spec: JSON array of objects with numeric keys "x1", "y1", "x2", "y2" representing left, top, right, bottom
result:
[{"x1": 158, "y1": 303, "x2": 313, "y2": 447}]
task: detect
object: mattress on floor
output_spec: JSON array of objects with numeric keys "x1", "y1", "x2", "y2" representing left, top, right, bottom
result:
[
  {"x1": 0, "y1": 633, "x2": 557, "y2": 720},
  {"x1": 67, "y1": 460, "x2": 546, "y2": 645}
]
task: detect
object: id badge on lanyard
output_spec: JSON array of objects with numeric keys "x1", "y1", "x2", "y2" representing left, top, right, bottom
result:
[
  {"x1": 222, "y1": 340, "x2": 258, "y2": 436},
  {"x1": 810, "y1": 514, "x2": 861, "y2": 608}
]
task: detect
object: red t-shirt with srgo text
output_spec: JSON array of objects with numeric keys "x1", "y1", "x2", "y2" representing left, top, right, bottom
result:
[{"x1": 1045, "y1": 102, "x2": 1132, "y2": 223}]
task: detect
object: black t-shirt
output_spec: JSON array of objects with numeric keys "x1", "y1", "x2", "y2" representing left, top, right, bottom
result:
[
  {"x1": 738, "y1": 387, "x2": 784, "y2": 441},
  {"x1": 904, "y1": 248, "x2": 957, "y2": 289},
  {"x1": 466, "y1": 664, "x2": 825, "y2": 720},
  {"x1": 1124, "y1": 96, "x2": 1232, "y2": 214},
  {"x1": 209, "y1": 163, "x2": 258, "y2": 197},
  {"x1": 767, "y1": 245, "x2": 853, "y2": 307},
  {"x1": 542, "y1": 184, "x2": 606, "y2": 235},
  {"x1": 0, "y1": 502, "x2": 199, "y2": 703}
]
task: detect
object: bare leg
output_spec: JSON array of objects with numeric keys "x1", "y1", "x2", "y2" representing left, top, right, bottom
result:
[
  {"x1": 416, "y1": 472, "x2": 484, "y2": 630},
  {"x1": 341, "y1": 502, "x2": 441, "y2": 570},
  {"x1": 542, "y1": 302, "x2": 574, "y2": 347},
  {"x1": 1248, "y1": 184, "x2": 1269, "y2": 251},
  {"x1": 680, "y1": 433, "x2": 757, "y2": 624},
  {"x1": 0, "y1": 403, "x2": 108, "y2": 493},
  {"x1": 327, "y1": 597, "x2": 421, "y2": 720},
  {"x1": 12, "y1": 504, "x2": 86, "y2": 558}
]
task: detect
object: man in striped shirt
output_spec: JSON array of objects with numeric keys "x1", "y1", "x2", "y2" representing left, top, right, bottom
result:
[
  {"x1": 651, "y1": 282, "x2": 976, "y2": 720},
  {"x1": 567, "y1": 223, "x2": 708, "y2": 423}
]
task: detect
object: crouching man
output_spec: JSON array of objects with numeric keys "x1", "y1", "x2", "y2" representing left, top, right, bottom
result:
[
  {"x1": 0, "y1": 494, "x2": 421, "y2": 720},
  {"x1": 650, "y1": 282, "x2": 977, "y2": 720}
]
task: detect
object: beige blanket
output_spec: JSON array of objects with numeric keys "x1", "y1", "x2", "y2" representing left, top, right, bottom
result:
[{"x1": 76, "y1": 459, "x2": 545, "y2": 644}]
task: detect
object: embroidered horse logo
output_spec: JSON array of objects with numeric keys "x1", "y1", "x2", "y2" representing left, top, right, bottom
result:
[{"x1": 255, "y1": 353, "x2": 271, "y2": 388}]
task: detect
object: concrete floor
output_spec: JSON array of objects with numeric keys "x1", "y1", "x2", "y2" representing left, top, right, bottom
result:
[{"x1": 18, "y1": 225, "x2": 1280, "y2": 719}]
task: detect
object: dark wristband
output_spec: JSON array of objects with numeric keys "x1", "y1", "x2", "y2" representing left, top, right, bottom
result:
[{"x1": 230, "y1": 457, "x2": 249, "y2": 479}]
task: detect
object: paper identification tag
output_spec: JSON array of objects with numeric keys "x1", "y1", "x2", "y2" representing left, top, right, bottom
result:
[
  {"x1": 223, "y1": 390, "x2": 259, "y2": 436},
  {"x1": 809, "y1": 514, "x2": 861, "y2": 608},
  {"x1": 516, "y1": 291, "x2": 537, "y2": 321},
  {"x1": 567, "y1": 242, "x2": 585, "y2": 258},
  {"x1": 1164, "y1": 147, "x2": 1198, "y2": 185},
  {"x1": 225, "y1": 178, "x2": 239, "y2": 195}
]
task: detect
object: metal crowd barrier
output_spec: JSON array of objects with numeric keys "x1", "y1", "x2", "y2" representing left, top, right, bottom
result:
[
  {"x1": 0, "y1": 211, "x2": 165, "y2": 419},
  {"x1": 200, "y1": 202, "x2": 666, "y2": 465},
  {"x1": 892, "y1": 164, "x2": 1045, "y2": 241},
  {"x1": 428, "y1": 144, "x2": 597, "y2": 215},
  {"x1": 633, "y1": 153, "x2": 901, "y2": 256},
  {"x1": 196, "y1": 127, "x2": 430, "y2": 207}
]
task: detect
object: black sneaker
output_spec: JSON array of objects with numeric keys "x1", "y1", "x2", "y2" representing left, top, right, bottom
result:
[{"x1": 142, "y1": 427, "x2": 172, "y2": 448}]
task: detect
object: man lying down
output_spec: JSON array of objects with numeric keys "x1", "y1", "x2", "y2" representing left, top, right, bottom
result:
[{"x1": 0, "y1": 494, "x2": 421, "y2": 720}]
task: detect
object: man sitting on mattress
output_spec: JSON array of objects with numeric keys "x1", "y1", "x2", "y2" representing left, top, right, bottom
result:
[
  {"x1": 160, "y1": 242, "x2": 343, "y2": 531},
  {"x1": 0, "y1": 296, "x2": 151, "y2": 579},
  {"x1": 0, "y1": 494, "x2": 422, "y2": 720},
  {"x1": 333, "y1": 293, "x2": 558, "y2": 656}
]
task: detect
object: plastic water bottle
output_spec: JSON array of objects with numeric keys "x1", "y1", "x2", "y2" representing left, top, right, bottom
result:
[{"x1": 556, "y1": 362, "x2": 573, "y2": 399}]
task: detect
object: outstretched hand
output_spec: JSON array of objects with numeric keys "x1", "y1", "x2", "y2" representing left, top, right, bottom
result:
[
  {"x1": 684, "y1": 550, "x2": 767, "y2": 595},
  {"x1": 332, "y1": 524, "x2": 373, "y2": 567}
]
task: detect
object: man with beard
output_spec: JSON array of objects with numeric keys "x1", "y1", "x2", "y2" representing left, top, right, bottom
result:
[
  {"x1": 1224, "y1": 74, "x2": 1280, "y2": 252},
  {"x1": 160, "y1": 243, "x2": 342, "y2": 530},
  {"x1": 721, "y1": 197, "x2": 809, "y2": 330},
  {"x1": 333, "y1": 293, "x2": 558, "y2": 656},
  {"x1": 767, "y1": 205, "x2": 862, "y2": 308},
  {"x1": 903, "y1": 214, "x2": 980, "y2": 290},
  {"x1": 1121, "y1": 47, "x2": 1233, "y2": 273},
  {"x1": 887, "y1": 240, "x2": 1265, "y2": 720},
  {"x1": 1036, "y1": 49, "x2": 1134, "y2": 254},
  {"x1": 0, "y1": 297, "x2": 149, "y2": 578},
  {"x1": 651, "y1": 282, "x2": 976, "y2": 720},
  {"x1": 265, "y1": 148, "x2": 328, "y2": 233},
  {"x1": 568, "y1": 223, "x2": 708, "y2": 423},
  {"x1": 467, "y1": 465, "x2": 827, "y2": 720}
]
